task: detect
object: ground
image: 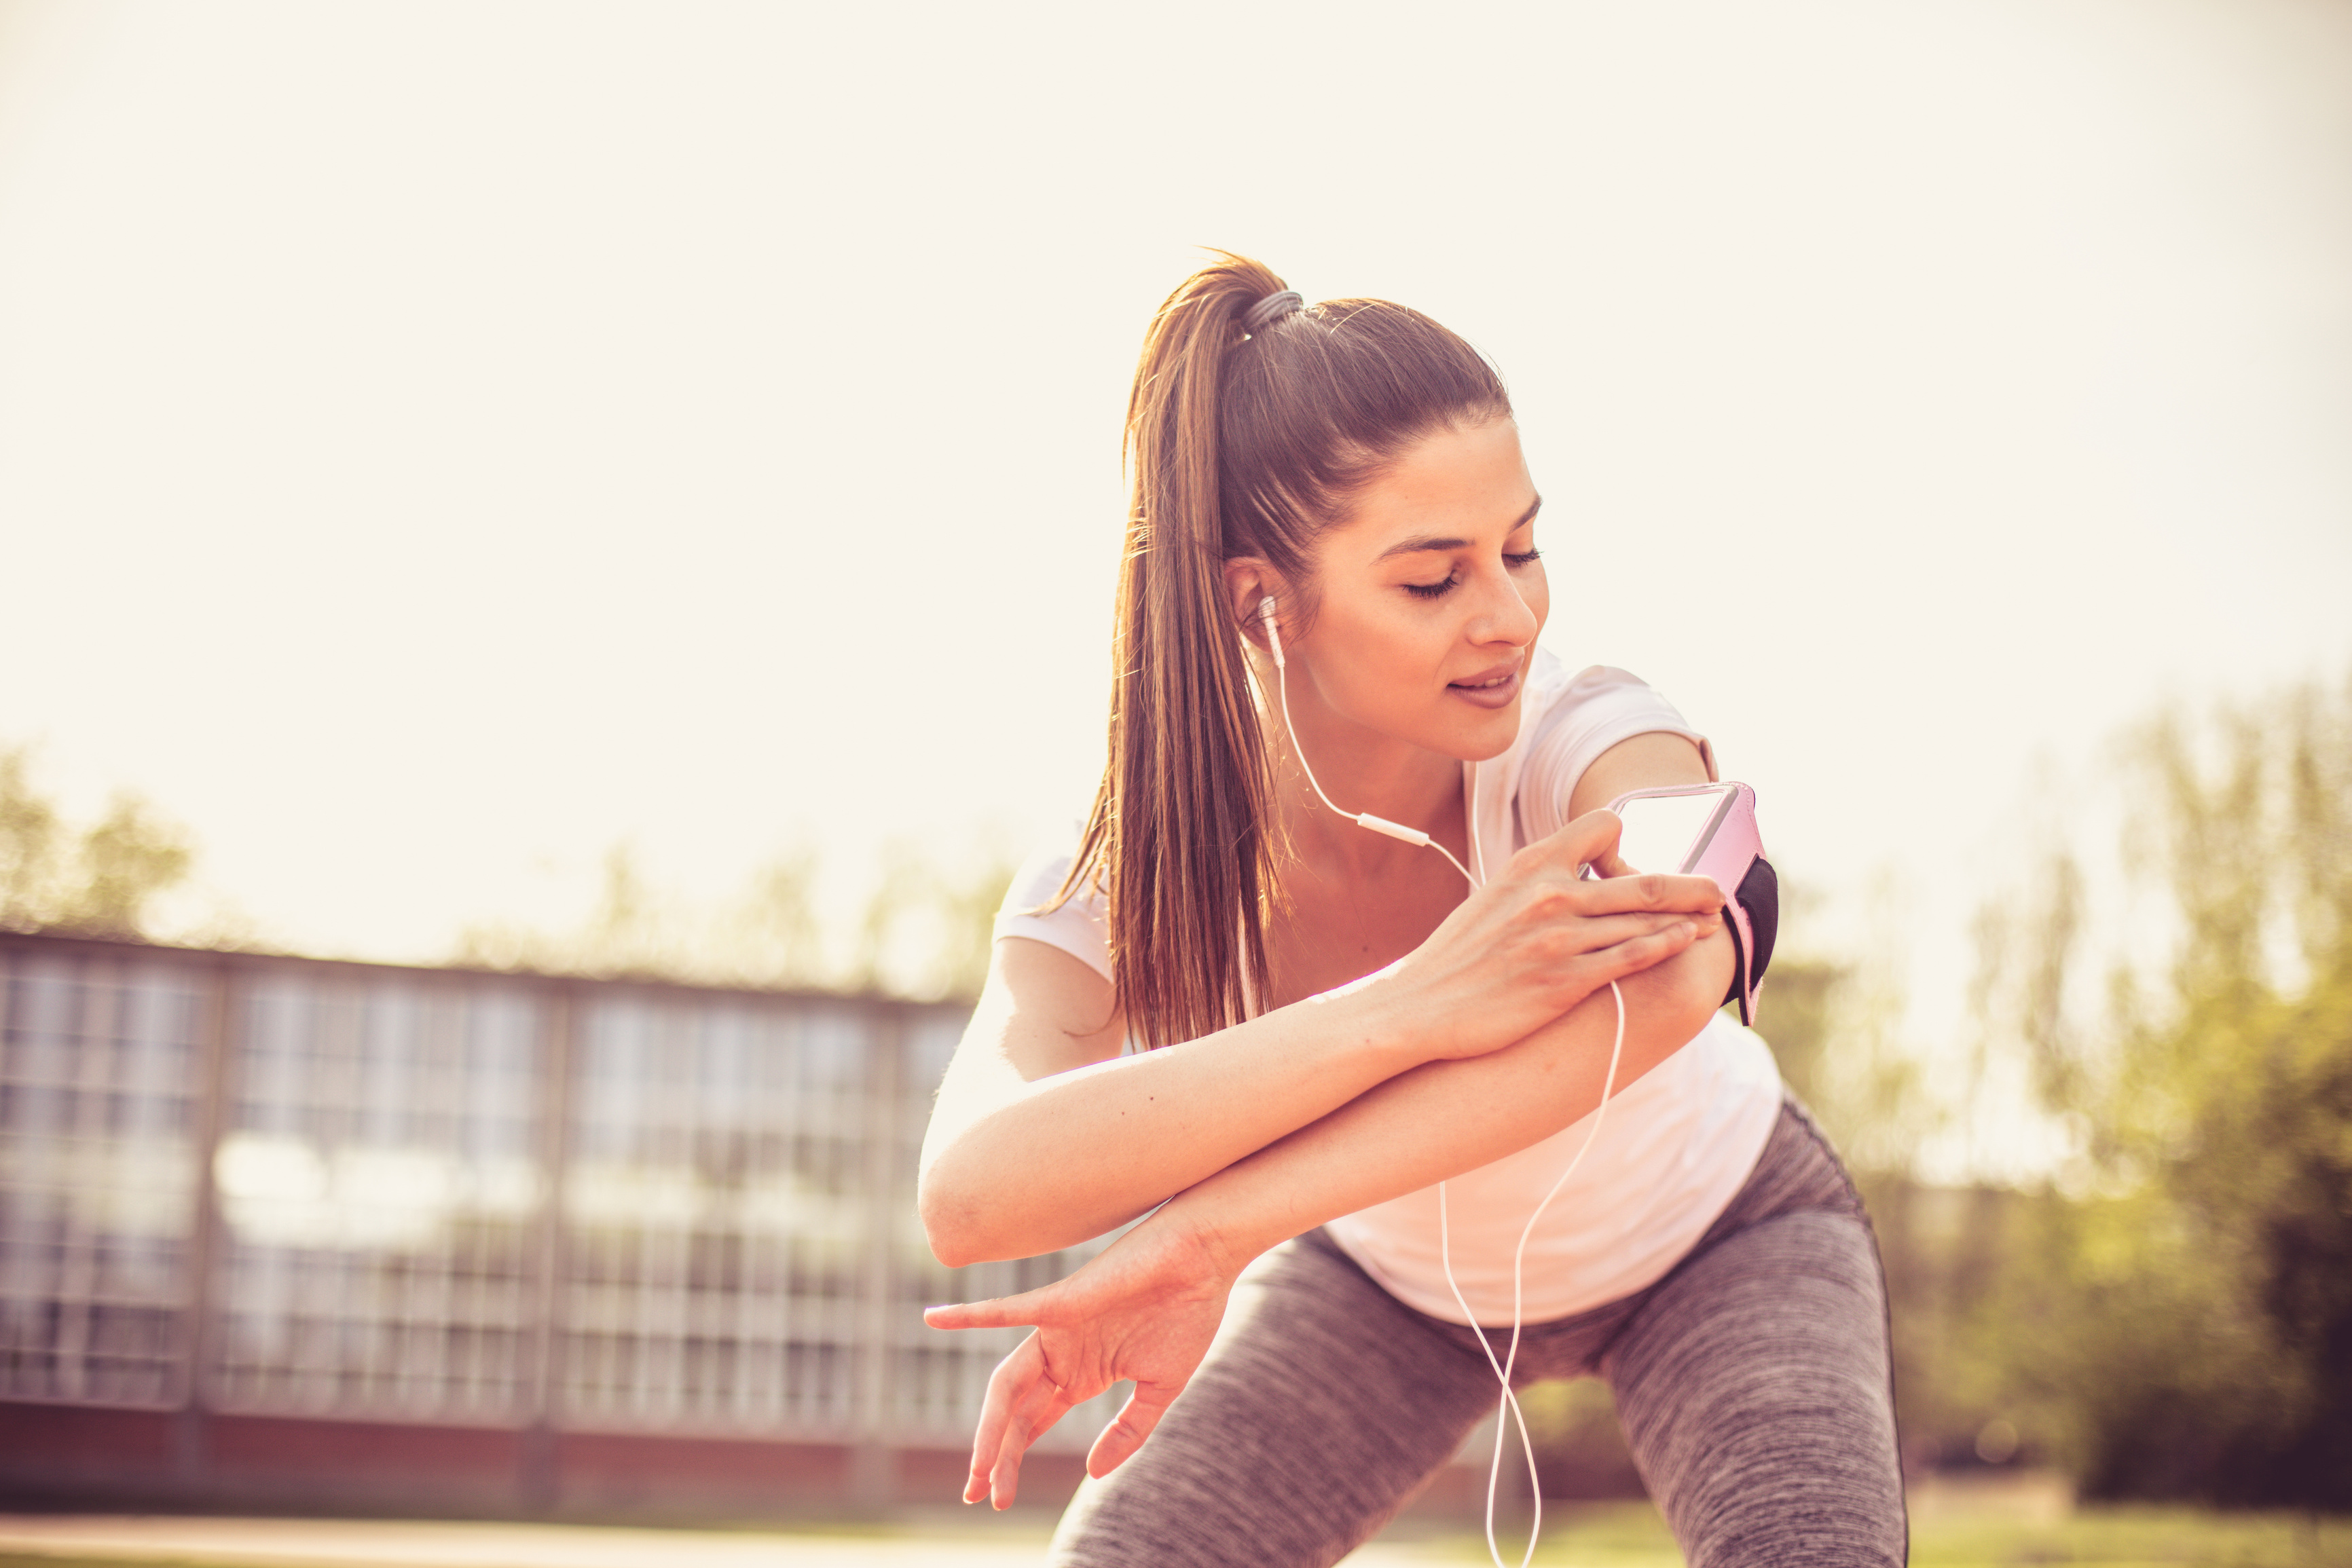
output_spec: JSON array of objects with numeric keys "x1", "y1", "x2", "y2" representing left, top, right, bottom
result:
[{"x1": 0, "y1": 1477, "x2": 2343, "y2": 1568}]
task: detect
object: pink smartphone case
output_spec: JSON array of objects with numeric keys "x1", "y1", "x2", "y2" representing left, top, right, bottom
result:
[{"x1": 1605, "y1": 782, "x2": 1776, "y2": 1026}]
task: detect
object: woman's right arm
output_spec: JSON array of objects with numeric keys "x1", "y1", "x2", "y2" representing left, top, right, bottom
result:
[{"x1": 916, "y1": 810, "x2": 1722, "y2": 1267}]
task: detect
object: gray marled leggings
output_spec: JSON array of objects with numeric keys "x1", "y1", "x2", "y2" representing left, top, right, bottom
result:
[{"x1": 1048, "y1": 1099, "x2": 1905, "y2": 1567}]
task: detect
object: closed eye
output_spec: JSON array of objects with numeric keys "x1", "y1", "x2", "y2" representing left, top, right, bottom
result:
[
  {"x1": 1405, "y1": 548, "x2": 1541, "y2": 600},
  {"x1": 1404, "y1": 572, "x2": 1460, "y2": 600}
]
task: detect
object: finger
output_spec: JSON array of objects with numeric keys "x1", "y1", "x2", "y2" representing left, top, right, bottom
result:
[
  {"x1": 1086, "y1": 1377, "x2": 1186, "y2": 1479},
  {"x1": 989, "y1": 1374, "x2": 1077, "y2": 1510},
  {"x1": 1537, "y1": 806, "x2": 1624, "y2": 872},
  {"x1": 1591, "y1": 845, "x2": 1638, "y2": 880},
  {"x1": 1574, "y1": 870, "x2": 1725, "y2": 916},
  {"x1": 925, "y1": 1282, "x2": 1061, "y2": 1333},
  {"x1": 1553, "y1": 910, "x2": 1716, "y2": 956},
  {"x1": 961, "y1": 1332, "x2": 1044, "y2": 1503},
  {"x1": 1578, "y1": 919, "x2": 1707, "y2": 984},
  {"x1": 974, "y1": 1357, "x2": 1060, "y2": 1508}
]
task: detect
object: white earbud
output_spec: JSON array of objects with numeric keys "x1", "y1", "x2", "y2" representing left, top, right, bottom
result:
[{"x1": 1258, "y1": 593, "x2": 1285, "y2": 669}]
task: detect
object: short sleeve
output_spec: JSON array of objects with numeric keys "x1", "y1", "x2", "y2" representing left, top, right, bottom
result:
[
  {"x1": 1515, "y1": 666, "x2": 1713, "y2": 845},
  {"x1": 992, "y1": 846, "x2": 1112, "y2": 982}
]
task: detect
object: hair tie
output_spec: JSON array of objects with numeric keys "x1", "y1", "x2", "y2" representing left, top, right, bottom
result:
[{"x1": 1242, "y1": 290, "x2": 1304, "y2": 334}]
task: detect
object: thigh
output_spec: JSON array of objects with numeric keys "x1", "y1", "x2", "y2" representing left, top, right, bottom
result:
[
  {"x1": 1049, "y1": 1232, "x2": 1496, "y2": 1568},
  {"x1": 1603, "y1": 1210, "x2": 1907, "y2": 1568}
]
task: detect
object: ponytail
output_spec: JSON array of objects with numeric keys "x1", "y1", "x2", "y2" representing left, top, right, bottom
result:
[{"x1": 1055, "y1": 253, "x2": 1509, "y2": 1050}]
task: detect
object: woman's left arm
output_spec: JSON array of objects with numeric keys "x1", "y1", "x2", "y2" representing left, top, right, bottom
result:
[
  {"x1": 1179, "y1": 731, "x2": 1726, "y2": 1251},
  {"x1": 929, "y1": 732, "x2": 1733, "y2": 1505},
  {"x1": 932, "y1": 908, "x2": 1733, "y2": 1504},
  {"x1": 1141, "y1": 726, "x2": 1730, "y2": 1252}
]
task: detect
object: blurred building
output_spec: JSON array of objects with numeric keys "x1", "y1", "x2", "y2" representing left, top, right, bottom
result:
[{"x1": 0, "y1": 931, "x2": 1118, "y2": 1516}]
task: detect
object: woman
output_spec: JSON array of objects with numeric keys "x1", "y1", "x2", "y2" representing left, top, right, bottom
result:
[{"x1": 918, "y1": 255, "x2": 1905, "y2": 1568}]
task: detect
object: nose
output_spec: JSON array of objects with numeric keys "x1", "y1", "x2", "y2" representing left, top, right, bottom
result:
[{"x1": 1467, "y1": 564, "x2": 1541, "y2": 649}]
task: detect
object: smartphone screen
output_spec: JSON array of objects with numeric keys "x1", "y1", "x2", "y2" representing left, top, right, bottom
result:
[{"x1": 1613, "y1": 787, "x2": 1736, "y2": 875}]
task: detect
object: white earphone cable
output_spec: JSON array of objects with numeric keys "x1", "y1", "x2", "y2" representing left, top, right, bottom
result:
[
  {"x1": 1439, "y1": 980, "x2": 1625, "y2": 1568},
  {"x1": 1258, "y1": 595, "x2": 1626, "y2": 1567},
  {"x1": 1262, "y1": 597, "x2": 1478, "y2": 888}
]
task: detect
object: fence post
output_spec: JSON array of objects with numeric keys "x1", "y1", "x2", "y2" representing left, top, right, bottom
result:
[
  {"x1": 519, "y1": 982, "x2": 578, "y2": 1514},
  {"x1": 850, "y1": 1001, "x2": 904, "y2": 1507},
  {"x1": 172, "y1": 955, "x2": 237, "y2": 1488}
]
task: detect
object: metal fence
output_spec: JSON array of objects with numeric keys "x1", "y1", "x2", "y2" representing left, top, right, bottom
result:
[{"x1": 0, "y1": 931, "x2": 1113, "y2": 1468}]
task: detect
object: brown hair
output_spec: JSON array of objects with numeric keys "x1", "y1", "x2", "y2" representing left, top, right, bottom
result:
[{"x1": 1057, "y1": 253, "x2": 1511, "y2": 1049}]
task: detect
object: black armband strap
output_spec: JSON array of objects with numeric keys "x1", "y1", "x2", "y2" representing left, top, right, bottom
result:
[{"x1": 1723, "y1": 857, "x2": 1778, "y2": 1023}]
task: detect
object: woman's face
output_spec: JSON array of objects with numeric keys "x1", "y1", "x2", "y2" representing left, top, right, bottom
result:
[{"x1": 1276, "y1": 417, "x2": 1548, "y2": 764}]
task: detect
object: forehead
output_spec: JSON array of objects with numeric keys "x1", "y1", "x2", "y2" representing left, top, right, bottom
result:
[{"x1": 1324, "y1": 419, "x2": 1535, "y2": 558}]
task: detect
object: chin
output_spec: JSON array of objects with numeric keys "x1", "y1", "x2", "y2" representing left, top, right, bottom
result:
[{"x1": 1427, "y1": 699, "x2": 1524, "y2": 764}]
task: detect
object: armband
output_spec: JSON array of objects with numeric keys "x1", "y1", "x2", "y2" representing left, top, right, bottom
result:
[{"x1": 1606, "y1": 782, "x2": 1777, "y2": 1026}]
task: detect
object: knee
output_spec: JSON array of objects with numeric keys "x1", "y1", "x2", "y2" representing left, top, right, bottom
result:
[{"x1": 1676, "y1": 1477, "x2": 1908, "y2": 1568}]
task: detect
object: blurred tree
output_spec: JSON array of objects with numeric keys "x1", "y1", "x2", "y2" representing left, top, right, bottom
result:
[
  {"x1": 1970, "y1": 671, "x2": 2352, "y2": 1506},
  {"x1": 0, "y1": 747, "x2": 61, "y2": 929},
  {"x1": 457, "y1": 836, "x2": 1012, "y2": 1002},
  {"x1": 1756, "y1": 958, "x2": 1843, "y2": 1110},
  {"x1": 62, "y1": 792, "x2": 195, "y2": 935},
  {"x1": 0, "y1": 744, "x2": 193, "y2": 938},
  {"x1": 1739, "y1": 946, "x2": 2019, "y2": 1480},
  {"x1": 847, "y1": 837, "x2": 1016, "y2": 1001},
  {"x1": 741, "y1": 844, "x2": 827, "y2": 985},
  {"x1": 1524, "y1": 940, "x2": 1989, "y2": 1500},
  {"x1": 1520, "y1": 1377, "x2": 1644, "y2": 1500}
]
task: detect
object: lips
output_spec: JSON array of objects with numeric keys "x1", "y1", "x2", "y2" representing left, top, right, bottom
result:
[{"x1": 1446, "y1": 658, "x2": 1524, "y2": 710}]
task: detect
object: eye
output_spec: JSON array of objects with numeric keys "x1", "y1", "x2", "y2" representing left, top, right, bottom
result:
[
  {"x1": 1505, "y1": 548, "x2": 1543, "y2": 569},
  {"x1": 1403, "y1": 571, "x2": 1461, "y2": 601}
]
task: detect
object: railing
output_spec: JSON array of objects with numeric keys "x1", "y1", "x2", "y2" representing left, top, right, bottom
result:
[{"x1": 0, "y1": 931, "x2": 1113, "y2": 1476}]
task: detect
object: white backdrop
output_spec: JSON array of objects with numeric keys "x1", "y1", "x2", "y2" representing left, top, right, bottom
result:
[{"x1": 2, "y1": 1, "x2": 2347, "y2": 1150}]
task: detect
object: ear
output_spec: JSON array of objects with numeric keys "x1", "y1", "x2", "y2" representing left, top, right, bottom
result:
[{"x1": 1221, "y1": 557, "x2": 1284, "y2": 652}]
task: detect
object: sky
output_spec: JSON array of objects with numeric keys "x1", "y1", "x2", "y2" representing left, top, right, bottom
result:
[{"x1": 2, "y1": 0, "x2": 2348, "y2": 1140}]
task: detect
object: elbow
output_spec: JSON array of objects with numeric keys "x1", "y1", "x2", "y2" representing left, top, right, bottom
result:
[
  {"x1": 918, "y1": 1172, "x2": 985, "y2": 1270},
  {"x1": 1628, "y1": 928, "x2": 1738, "y2": 1056},
  {"x1": 908, "y1": 1170, "x2": 964, "y2": 1269},
  {"x1": 1674, "y1": 927, "x2": 1740, "y2": 1040}
]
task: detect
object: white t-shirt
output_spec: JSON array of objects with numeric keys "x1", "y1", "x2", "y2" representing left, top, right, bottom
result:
[{"x1": 993, "y1": 648, "x2": 1784, "y2": 1326}]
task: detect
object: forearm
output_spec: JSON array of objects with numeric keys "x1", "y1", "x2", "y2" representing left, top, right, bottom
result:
[
  {"x1": 923, "y1": 800, "x2": 1731, "y2": 1269},
  {"x1": 921, "y1": 976, "x2": 1425, "y2": 1266},
  {"x1": 1177, "y1": 930, "x2": 1735, "y2": 1273}
]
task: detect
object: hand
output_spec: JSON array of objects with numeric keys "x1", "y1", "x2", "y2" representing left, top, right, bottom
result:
[
  {"x1": 1373, "y1": 808, "x2": 1723, "y2": 1061},
  {"x1": 921, "y1": 1206, "x2": 1236, "y2": 1509}
]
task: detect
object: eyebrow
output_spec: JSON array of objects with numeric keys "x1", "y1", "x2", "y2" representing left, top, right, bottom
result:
[{"x1": 1374, "y1": 496, "x2": 1543, "y2": 561}]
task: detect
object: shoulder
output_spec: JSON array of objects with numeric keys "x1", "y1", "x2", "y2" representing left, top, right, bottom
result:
[
  {"x1": 992, "y1": 840, "x2": 1111, "y2": 984},
  {"x1": 1524, "y1": 656, "x2": 1703, "y2": 760},
  {"x1": 1515, "y1": 658, "x2": 1712, "y2": 842}
]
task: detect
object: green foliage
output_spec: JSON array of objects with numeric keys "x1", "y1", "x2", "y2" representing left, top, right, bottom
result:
[
  {"x1": 0, "y1": 749, "x2": 62, "y2": 926},
  {"x1": 1967, "y1": 672, "x2": 2352, "y2": 1507},
  {"x1": 1746, "y1": 947, "x2": 2023, "y2": 1476},
  {"x1": 0, "y1": 744, "x2": 194, "y2": 939},
  {"x1": 454, "y1": 836, "x2": 1016, "y2": 1002},
  {"x1": 1497, "y1": 1495, "x2": 2352, "y2": 1566},
  {"x1": 846, "y1": 838, "x2": 1014, "y2": 1000},
  {"x1": 1519, "y1": 1377, "x2": 1644, "y2": 1499},
  {"x1": 1517, "y1": 942, "x2": 1993, "y2": 1495},
  {"x1": 1902, "y1": 1500, "x2": 2352, "y2": 1567},
  {"x1": 1864, "y1": 1176, "x2": 2034, "y2": 1475}
]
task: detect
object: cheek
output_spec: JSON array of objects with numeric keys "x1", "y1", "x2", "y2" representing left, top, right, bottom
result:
[
  {"x1": 1525, "y1": 572, "x2": 1551, "y2": 633},
  {"x1": 1317, "y1": 604, "x2": 1439, "y2": 711}
]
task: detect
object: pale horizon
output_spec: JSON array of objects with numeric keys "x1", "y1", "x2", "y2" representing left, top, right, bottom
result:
[{"x1": 3, "y1": 1, "x2": 2348, "y2": 1179}]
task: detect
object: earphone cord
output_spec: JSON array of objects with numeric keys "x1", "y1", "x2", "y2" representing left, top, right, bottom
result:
[
  {"x1": 1270, "y1": 618, "x2": 1477, "y2": 887},
  {"x1": 1263, "y1": 600, "x2": 1620, "y2": 1565},
  {"x1": 1439, "y1": 979, "x2": 1625, "y2": 1568}
]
